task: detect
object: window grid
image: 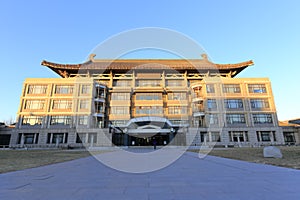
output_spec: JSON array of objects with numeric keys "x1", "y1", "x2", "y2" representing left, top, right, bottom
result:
[
  {"x1": 22, "y1": 116, "x2": 43, "y2": 126},
  {"x1": 114, "y1": 80, "x2": 131, "y2": 87},
  {"x1": 250, "y1": 99, "x2": 270, "y2": 109},
  {"x1": 253, "y1": 114, "x2": 273, "y2": 124},
  {"x1": 136, "y1": 80, "x2": 161, "y2": 87},
  {"x1": 229, "y1": 131, "x2": 248, "y2": 142},
  {"x1": 207, "y1": 99, "x2": 217, "y2": 109},
  {"x1": 208, "y1": 114, "x2": 219, "y2": 125},
  {"x1": 111, "y1": 107, "x2": 129, "y2": 115},
  {"x1": 24, "y1": 100, "x2": 45, "y2": 110},
  {"x1": 222, "y1": 84, "x2": 241, "y2": 93},
  {"x1": 136, "y1": 93, "x2": 162, "y2": 100},
  {"x1": 52, "y1": 100, "x2": 72, "y2": 110},
  {"x1": 168, "y1": 93, "x2": 187, "y2": 100},
  {"x1": 224, "y1": 99, "x2": 243, "y2": 109},
  {"x1": 50, "y1": 116, "x2": 72, "y2": 125},
  {"x1": 211, "y1": 132, "x2": 221, "y2": 142},
  {"x1": 206, "y1": 84, "x2": 215, "y2": 93},
  {"x1": 55, "y1": 85, "x2": 74, "y2": 94},
  {"x1": 78, "y1": 116, "x2": 88, "y2": 125},
  {"x1": 27, "y1": 85, "x2": 47, "y2": 94},
  {"x1": 166, "y1": 80, "x2": 184, "y2": 87},
  {"x1": 226, "y1": 114, "x2": 246, "y2": 124},
  {"x1": 111, "y1": 93, "x2": 130, "y2": 100},
  {"x1": 81, "y1": 85, "x2": 91, "y2": 94},
  {"x1": 168, "y1": 106, "x2": 188, "y2": 115},
  {"x1": 248, "y1": 84, "x2": 267, "y2": 93},
  {"x1": 135, "y1": 106, "x2": 163, "y2": 115},
  {"x1": 79, "y1": 100, "x2": 89, "y2": 110}
]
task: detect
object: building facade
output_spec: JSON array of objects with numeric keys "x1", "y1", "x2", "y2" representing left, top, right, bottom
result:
[
  {"x1": 279, "y1": 119, "x2": 300, "y2": 145},
  {"x1": 10, "y1": 54, "x2": 284, "y2": 148}
]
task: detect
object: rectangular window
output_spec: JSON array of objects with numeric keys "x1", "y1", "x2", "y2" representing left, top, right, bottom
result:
[
  {"x1": 27, "y1": 85, "x2": 47, "y2": 94},
  {"x1": 168, "y1": 106, "x2": 187, "y2": 115},
  {"x1": 50, "y1": 116, "x2": 71, "y2": 126},
  {"x1": 111, "y1": 107, "x2": 129, "y2": 115},
  {"x1": 24, "y1": 133, "x2": 35, "y2": 144},
  {"x1": 136, "y1": 80, "x2": 161, "y2": 87},
  {"x1": 135, "y1": 106, "x2": 163, "y2": 115},
  {"x1": 224, "y1": 99, "x2": 243, "y2": 109},
  {"x1": 18, "y1": 133, "x2": 39, "y2": 144},
  {"x1": 111, "y1": 93, "x2": 130, "y2": 100},
  {"x1": 283, "y1": 132, "x2": 295, "y2": 143},
  {"x1": 211, "y1": 132, "x2": 221, "y2": 142},
  {"x1": 24, "y1": 100, "x2": 45, "y2": 110},
  {"x1": 208, "y1": 114, "x2": 218, "y2": 125},
  {"x1": 113, "y1": 80, "x2": 131, "y2": 87},
  {"x1": 79, "y1": 100, "x2": 89, "y2": 110},
  {"x1": 136, "y1": 93, "x2": 162, "y2": 100},
  {"x1": 253, "y1": 114, "x2": 273, "y2": 124},
  {"x1": 207, "y1": 99, "x2": 217, "y2": 109},
  {"x1": 168, "y1": 93, "x2": 187, "y2": 100},
  {"x1": 248, "y1": 84, "x2": 267, "y2": 93},
  {"x1": 261, "y1": 131, "x2": 271, "y2": 141},
  {"x1": 222, "y1": 84, "x2": 241, "y2": 93},
  {"x1": 78, "y1": 116, "x2": 88, "y2": 125},
  {"x1": 22, "y1": 116, "x2": 43, "y2": 126},
  {"x1": 250, "y1": 99, "x2": 270, "y2": 109},
  {"x1": 229, "y1": 131, "x2": 248, "y2": 142},
  {"x1": 166, "y1": 80, "x2": 184, "y2": 87},
  {"x1": 52, "y1": 100, "x2": 72, "y2": 110},
  {"x1": 226, "y1": 114, "x2": 246, "y2": 124},
  {"x1": 55, "y1": 85, "x2": 74, "y2": 94},
  {"x1": 47, "y1": 133, "x2": 68, "y2": 144},
  {"x1": 206, "y1": 84, "x2": 215, "y2": 93},
  {"x1": 81, "y1": 85, "x2": 91, "y2": 94}
]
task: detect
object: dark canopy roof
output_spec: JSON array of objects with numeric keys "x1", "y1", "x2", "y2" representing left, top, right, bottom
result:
[{"x1": 41, "y1": 54, "x2": 254, "y2": 78}]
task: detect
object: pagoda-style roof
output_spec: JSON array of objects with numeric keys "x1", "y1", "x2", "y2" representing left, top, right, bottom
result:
[{"x1": 41, "y1": 54, "x2": 254, "y2": 78}]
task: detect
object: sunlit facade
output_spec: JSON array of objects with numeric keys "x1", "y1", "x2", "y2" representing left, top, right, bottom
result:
[{"x1": 10, "y1": 54, "x2": 284, "y2": 148}]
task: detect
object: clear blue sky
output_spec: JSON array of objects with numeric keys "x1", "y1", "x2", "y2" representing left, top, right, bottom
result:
[{"x1": 0, "y1": 0, "x2": 299, "y2": 122}]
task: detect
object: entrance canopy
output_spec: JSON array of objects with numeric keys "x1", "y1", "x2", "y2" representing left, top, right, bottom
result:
[{"x1": 123, "y1": 117, "x2": 175, "y2": 136}]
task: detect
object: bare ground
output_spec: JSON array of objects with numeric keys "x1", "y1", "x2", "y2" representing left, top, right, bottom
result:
[
  {"x1": 1, "y1": 146, "x2": 299, "y2": 174},
  {"x1": 0, "y1": 149, "x2": 95, "y2": 174},
  {"x1": 190, "y1": 146, "x2": 300, "y2": 170}
]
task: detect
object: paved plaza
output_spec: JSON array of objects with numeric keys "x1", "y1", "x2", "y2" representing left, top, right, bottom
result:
[{"x1": 1, "y1": 149, "x2": 300, "y2": 200}]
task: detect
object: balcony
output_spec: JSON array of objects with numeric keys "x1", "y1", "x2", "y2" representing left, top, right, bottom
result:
[{"x1": 192, "y1": 96, "x2": 204, "y2": 103}]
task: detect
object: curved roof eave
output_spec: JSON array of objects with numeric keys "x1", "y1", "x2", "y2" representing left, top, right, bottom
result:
[{"x1": 41, "y1": 59, "x2": 254, "y2": 77}]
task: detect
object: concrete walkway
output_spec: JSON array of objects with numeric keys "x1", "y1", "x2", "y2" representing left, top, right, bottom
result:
[{"x1": 1, "y1": 149, "x2": 300, "y2": 200}]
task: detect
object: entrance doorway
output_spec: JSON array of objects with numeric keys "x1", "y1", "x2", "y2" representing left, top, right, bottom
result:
[{"x1": 129, "y1": 134, "x2": 169, "y2": 146}]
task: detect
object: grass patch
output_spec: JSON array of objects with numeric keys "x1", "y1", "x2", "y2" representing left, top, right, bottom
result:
[
  {"x1": 0, "y1": 149, "x2": 102, "y2": 174},
  {"x1": 190, "y1": 146, "x2": 300, "y2": 170}
]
